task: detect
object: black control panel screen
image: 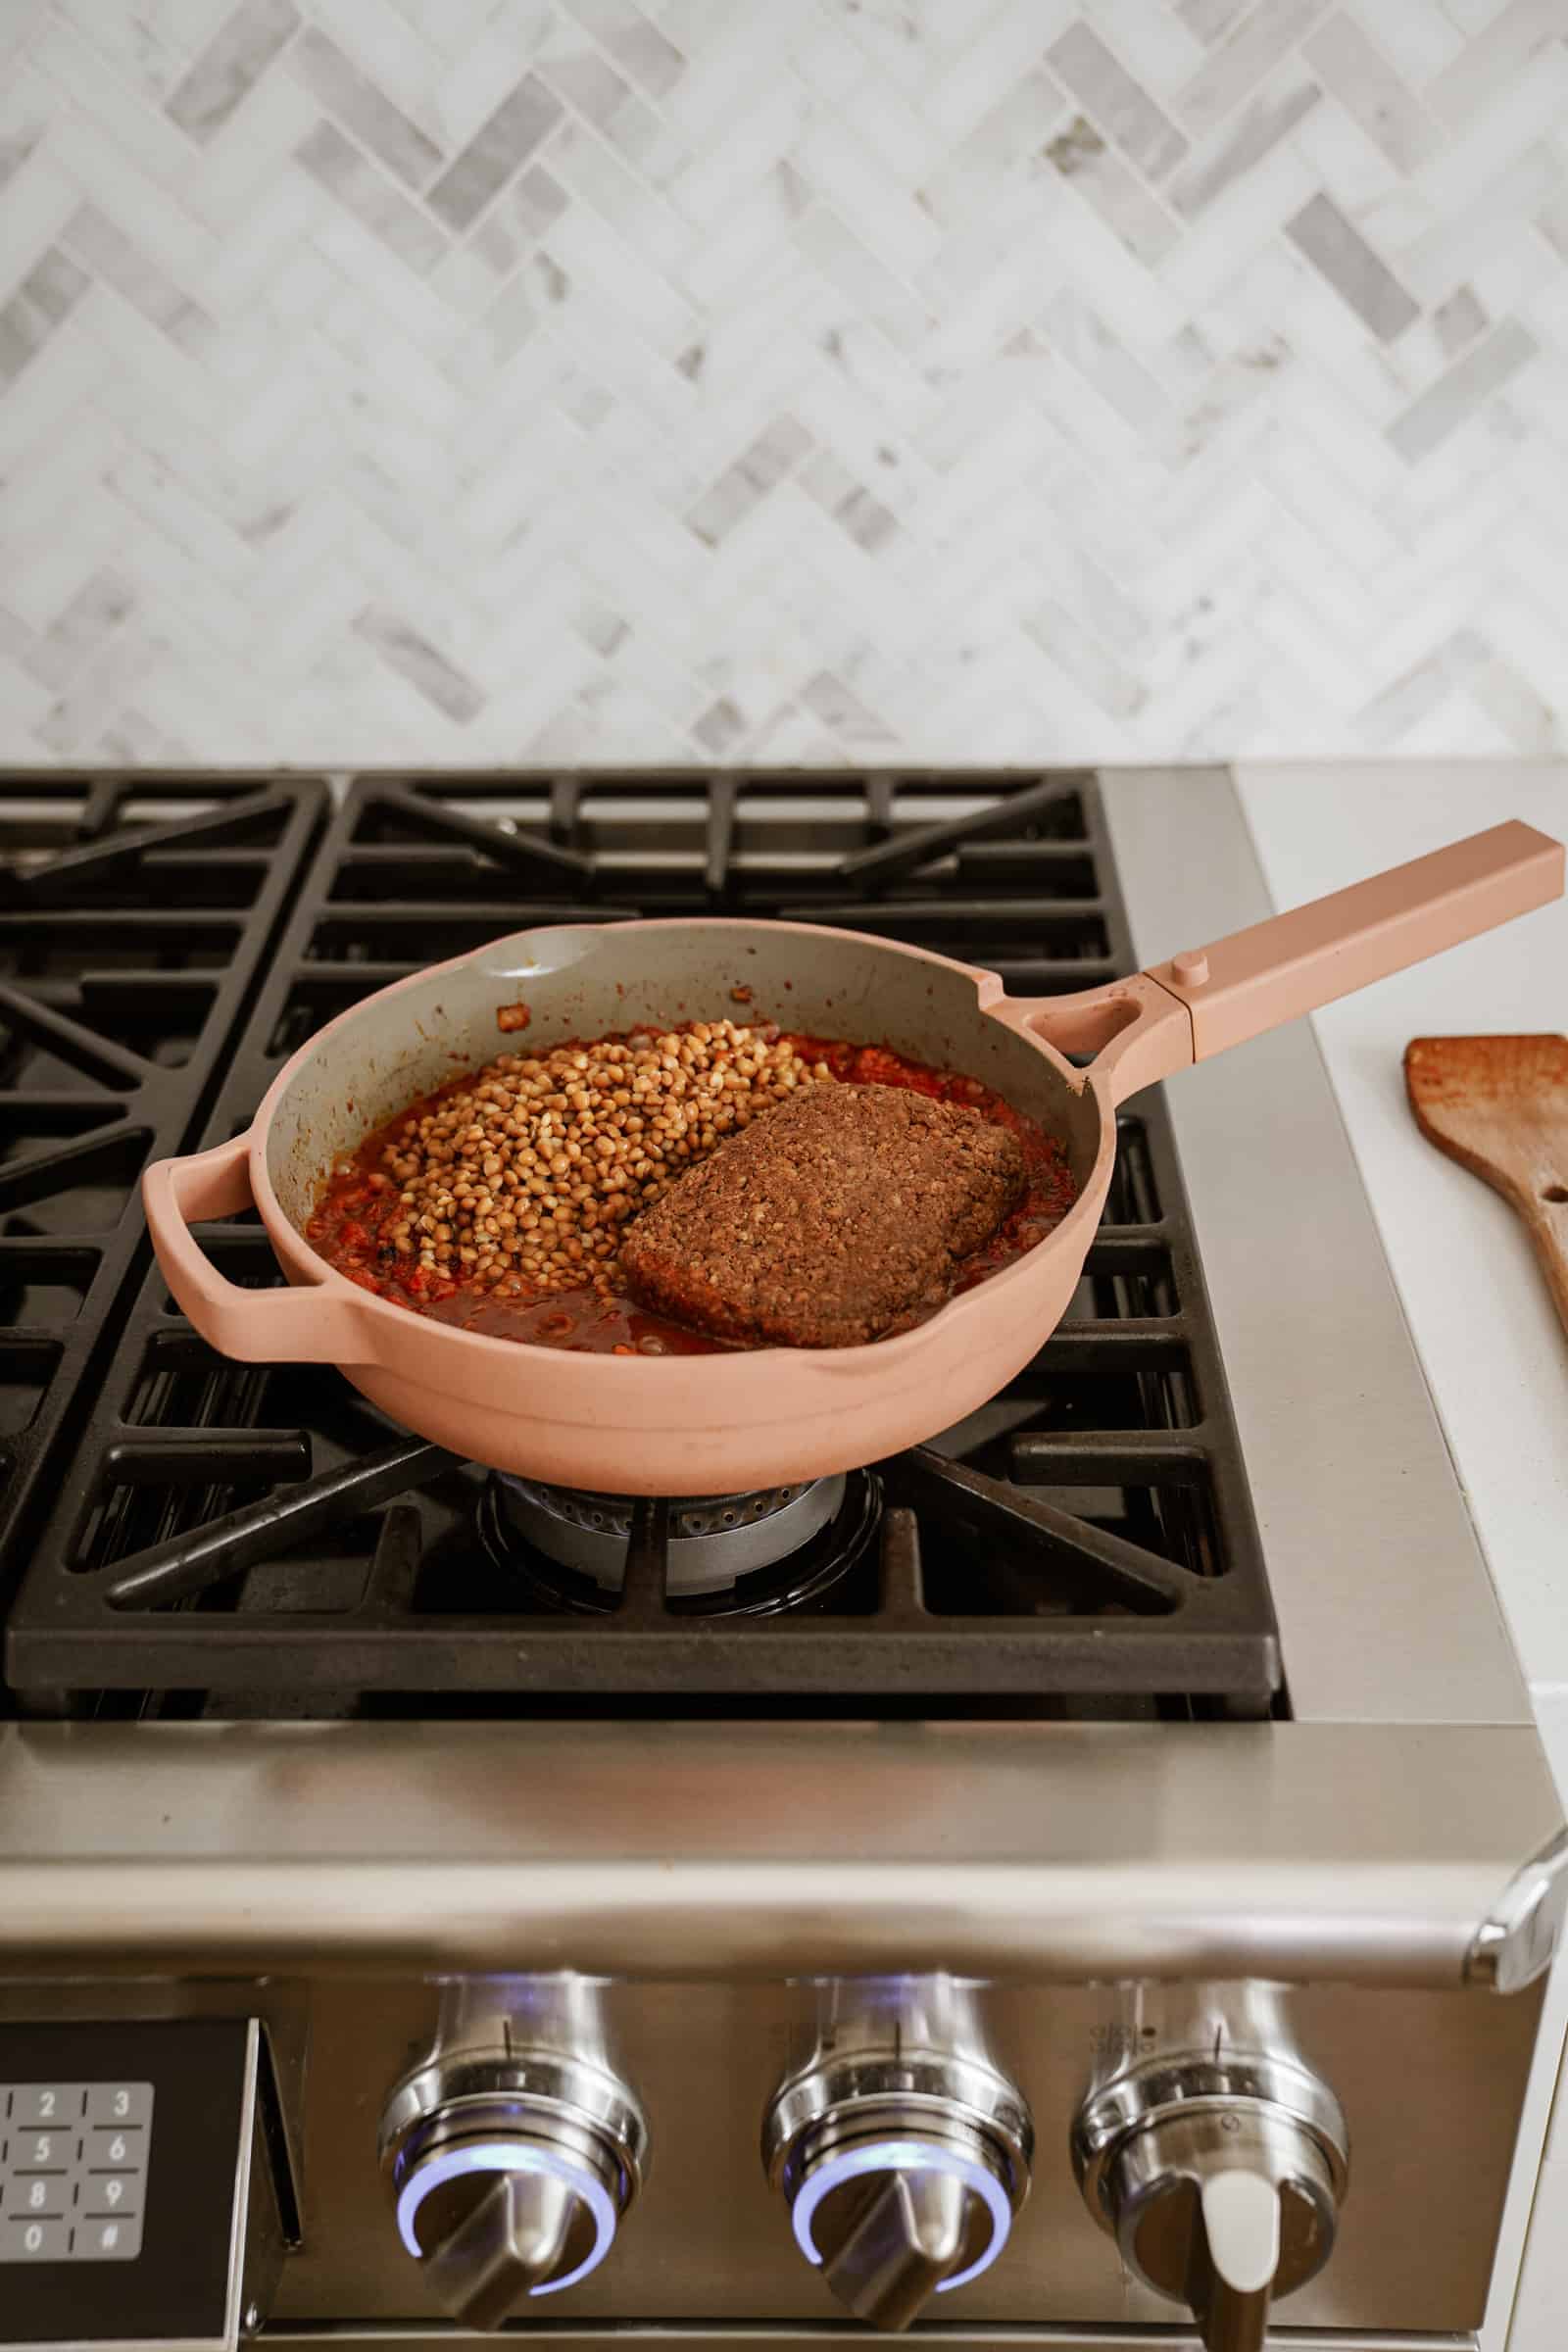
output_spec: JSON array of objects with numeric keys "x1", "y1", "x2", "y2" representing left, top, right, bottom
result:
[{"x1": 0, "y1": 2021, "x2": 252, "y2": 2346}]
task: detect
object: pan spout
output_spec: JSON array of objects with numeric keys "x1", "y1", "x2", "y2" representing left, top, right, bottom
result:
[{"x1": 476, "y1": 926, "x2": 606, "y2": 982}]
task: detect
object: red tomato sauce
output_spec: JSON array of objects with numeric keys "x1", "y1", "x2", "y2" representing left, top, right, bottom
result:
[{"x1": 307, "y1": 1031, "x2": 1077, "y2": 1354}]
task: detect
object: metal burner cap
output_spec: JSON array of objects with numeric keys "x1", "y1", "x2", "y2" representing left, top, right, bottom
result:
[{"x1": 495, "y1": 1476, "x2": 848, "y2": 1595}]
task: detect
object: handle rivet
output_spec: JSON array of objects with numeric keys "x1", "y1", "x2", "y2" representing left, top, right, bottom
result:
[{"x1": 1173, "y1": 951, "x2": 1210, "y2": 987}]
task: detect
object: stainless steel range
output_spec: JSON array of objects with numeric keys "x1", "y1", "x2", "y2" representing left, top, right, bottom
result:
[{"x1": 0, "y1": 765, "x2": 1562, "y2": 2352}]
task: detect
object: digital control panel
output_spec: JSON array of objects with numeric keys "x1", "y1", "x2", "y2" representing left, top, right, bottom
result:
[
  {"x1": 0, "y1": 2022, "x2": 273, "y2": 2351},
  {"x1": 1, "y1": 2081, "x2": 154, "y2": 2262}
]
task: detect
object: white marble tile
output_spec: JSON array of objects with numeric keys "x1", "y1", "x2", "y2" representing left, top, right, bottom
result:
[
  {"x1": 1287, "y1": 77, "x2": 1405, "y2": 211},
  {"x1": 1423, "y1": 0, "x2": 1564, "y2": 129},
  {"x1": 1300, "y1": 12, "x2": 1442, "y2": 174},
  {"x1": 1357, "y1": 0, "x2": 1466, "y2": 81},
  {"x1": 1048, "y1": 121, "x2": 1182, "y2": 268},
  {"x1": 430, "y1": 4, "x2": 554, "y2": 148},
  {"x1": 665, "y1": 79, "x2": 808, "y2": 231},
  {"x1": 1173, "y1": 0, "x2": 1332, "y2": 141},
  {"x1": 1402, "y1": 135, "x2": 1566, "y2": 300},
  {"x1": 1159, "y1": 130, "x2": 1318, "y2": 301},
  {"x1": 52, "y1": 0, "x2": 212, "y2": 109},
  {"x1": 0, "y1": 143, "x2": 81, "y2": 304},
  {"x1": 1167, "y1": 71, "x2": 1322, "y2": 220},
  {"x1": 1085, "y1": 0, "x2": 1206, "y2": 96},
  {"x1": 308, "y1": 0, "x2": 445, "y2": 126},
  {"x1": 920, "y1": 1, "x2": 1073, "y2": 141},
  {"x1": 0, "y1": 0, "x2": 1565, "y2": 766}
]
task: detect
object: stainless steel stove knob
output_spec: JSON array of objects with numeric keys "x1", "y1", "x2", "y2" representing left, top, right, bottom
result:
[
  {"x1": 379, "y1": 2053, "x2": 645, "y2": 2328},
  {"x1": 1073, "y1": 2055, "x2": 1348, "y2": 2352},
  {"x1": 764, "y1": 2061, "x2": 1032, "y2": 2330}
]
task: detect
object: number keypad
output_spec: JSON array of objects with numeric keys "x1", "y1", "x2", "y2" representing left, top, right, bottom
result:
[{"x1": 0, "y1": 2083, "x2": 153, "y2": 2262}]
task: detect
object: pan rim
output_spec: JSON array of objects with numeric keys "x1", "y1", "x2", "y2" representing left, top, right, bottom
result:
[{"x1": 248, "y1": 914, "x2": 1119, "y2": 1378}]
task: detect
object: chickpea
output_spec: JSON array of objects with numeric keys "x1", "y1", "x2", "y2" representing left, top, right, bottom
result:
[{"x1": 362, "y1": 1020, "x2": 820, "y2": 1300}]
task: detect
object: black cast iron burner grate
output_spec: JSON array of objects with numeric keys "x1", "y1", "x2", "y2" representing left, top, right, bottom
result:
[
  {"x1": 2, "y1": 771, "x2": 1279, "y2": 1720},
  {"x1": 0, "y1": 771, "x2": 325, "y2": 1588}
]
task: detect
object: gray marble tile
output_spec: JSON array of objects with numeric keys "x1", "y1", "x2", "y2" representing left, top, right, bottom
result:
[
  {"x1": 63, "y1": 203, "x2": 216, "y2": 353},
  {"x1": 0, "y1": 248, "x2": 88, "y2": 387},
  {"x1": 1047, "y1": 116, "x2": 1182, "y2": 265},
  {"x1": 574, "y1": 600, "x2": 630, "y2": 657},
  {"x1": 537, "y1": 44, "x2": 675, "y2": 183},
  {"x1": 1386, "y1": 319, "x2": 1539, "y2": 463},
  {"x1": 23, "y1": 568, "x2": 136, "y2": 693},
  {"x1": 1538, "y1": 185, "x2": 1568, "y2": 262},
  {"x1": 1048, "y1": 22, "x2": 1188, "y2": 181},
  {"x1": 513, "y1": 162, "x2": 570, "y2": 241},
  {"x1": 354, "y1": 607, "x2": 484, "y2": 723},
  {"x1": 560, "y1": 0, "x2": 685, "y2": 100},
  {"x1": 800, "y1": 448, "x2": 899, "y2": 551},
  {"x1": 99, "y1": 709, "x2": 187, "y2": 764},
  {"x1": 286, "y1": 27, "x2": 442, "y2": 189},
  {"x1": 1301, "y1": 12, "x2": 1439, "y2": 175},
  {"x1": 691, "y1": 695, "x2": 745, "y2": 754},
  {"x1": 295, "y1": 120, "x2": 447, "y2": 274},
  {"x1": 538, "y1": 43, "x2": 637, "y2": 137},
  {"x1": 166, "y1": 0, "x2": 299, "y2": 143},
  {"x1": 427, "y1": 73, "x2": 564, "y2": 233},
  {"x1": 800, "y1": 668, "x2": 896, "y2": 746},
  {"x1": 1175, "y1": 0, "x2": 1331, "y2": 140},
  {"x1": 0, "y1": 121, "x2": 42, "y2": 194},
  {"x1": 1167, "y1": 76, "x2": 1321, "y2": 219},
  {"x1": 1434, "y1": 283, "x2": 1488, "y2": 357},
  {"x1": 1285, "y1": 193, "x2": 1418, "y2": 342},
  {"x1": 687, "y1": 415, "x2": 812, "y2": 546},
  {"x1": 470, "y1": 164, "x2": 570, "y2": 277}
]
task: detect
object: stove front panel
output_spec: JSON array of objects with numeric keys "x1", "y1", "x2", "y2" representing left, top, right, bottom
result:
[{"x1": 0, "y1": 1973, "x2": 1531, "y2": 2334}]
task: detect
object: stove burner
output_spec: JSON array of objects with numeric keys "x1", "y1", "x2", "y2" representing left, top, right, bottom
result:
[
  {"x1": 478, "y1": 1470, "x2": 883, "y2": 1618},
  {"x1": 495, "y1": 1475, "x2": 848, "y2": 1593}
]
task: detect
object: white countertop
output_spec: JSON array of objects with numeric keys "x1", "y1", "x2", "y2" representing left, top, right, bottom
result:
[
  {"x1": 1235, "y1": 764, "x2": 1568, "y2": 1796},
  {"x1": 1233, "y1": 764, "x2": 1568, "y2": 2352}
]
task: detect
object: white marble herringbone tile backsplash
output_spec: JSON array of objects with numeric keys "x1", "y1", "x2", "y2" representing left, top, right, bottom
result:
[{"x1": 1, "y1": 0, "x2": 1565, "y2": 768}]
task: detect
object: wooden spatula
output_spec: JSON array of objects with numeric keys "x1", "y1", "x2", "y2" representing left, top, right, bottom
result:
[{"x1": 1405, "y1": 1034, "x2": 1568, "y2": 1340}]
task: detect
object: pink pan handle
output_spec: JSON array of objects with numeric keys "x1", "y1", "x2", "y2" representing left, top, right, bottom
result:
[
  {"x1": 1149, "y1": 819, "x2": 1563, "y2": 1060},
  {"x1": 1012, "y1": 820, "x2": 1564, "y2": 1105},
  {"x1": 143, "y1": 1133, "x2": 370, "y2": 1362}
]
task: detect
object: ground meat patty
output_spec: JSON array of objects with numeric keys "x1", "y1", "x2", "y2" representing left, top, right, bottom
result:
[{"x1": 617, "y1": 1081, "x2": 1026, "y2": 1348}]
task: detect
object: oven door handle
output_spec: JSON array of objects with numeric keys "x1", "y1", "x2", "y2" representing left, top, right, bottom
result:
[{"x1": 1467, "y1": 1825, "x2": 1568, "y2": 1989}]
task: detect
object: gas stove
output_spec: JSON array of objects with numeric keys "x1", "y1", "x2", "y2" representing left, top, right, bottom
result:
[
  {"x1": 0, "y1": 767, "x2": 1562, "y2": 2351},
  {"x1": 3, "y1": 770, "x2": 1273, "y2": 1720}
]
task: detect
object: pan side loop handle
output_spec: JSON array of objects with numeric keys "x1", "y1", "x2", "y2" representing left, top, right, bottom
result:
[
  {"x1": 991, "y1": 973, "x2": 1196, "y2": 1107},
  {"x1": 1151, "y1": 820, "x2": 1564, "y2": 1061},
  {"x1": 143, "y1": 1133, "x2": 373, "y2": 1364}
]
